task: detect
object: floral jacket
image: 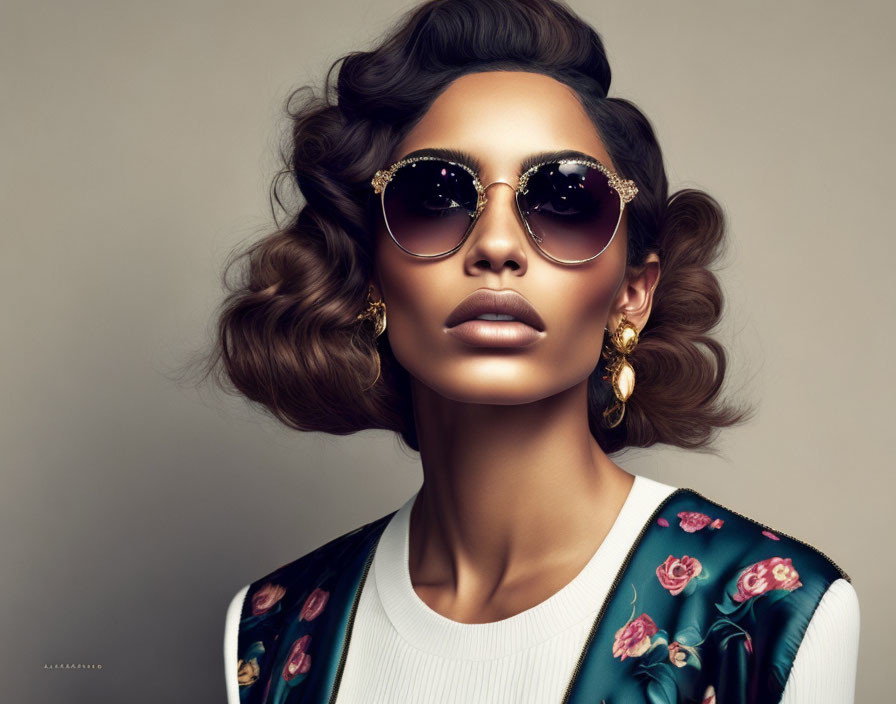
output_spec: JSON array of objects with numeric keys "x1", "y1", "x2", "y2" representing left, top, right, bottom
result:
[{"x1": 234, "y1": 488, "x2": 850, "y2": 704}]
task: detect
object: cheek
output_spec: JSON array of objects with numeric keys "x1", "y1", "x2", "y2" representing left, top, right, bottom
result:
[
  {"x1": 375, "y1": 226, "x2": 428, "y2": 309},
  {"x1": 373, "y1": 236, "x2": 453, "y2": 370},
  {"x1": 539, "y1": 258, "x2": 624, "y2": 376}
]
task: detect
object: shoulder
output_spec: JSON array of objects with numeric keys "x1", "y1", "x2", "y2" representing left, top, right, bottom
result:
[
  {"x1": 227, "y1": 510, "x2": 397, "y2": 699},
  {"x1": 240, "y1": 509, "x2": 397, "y2": 625},
  {"x1": 660, "y1": 486, "x2": 851, "y2": 586},
  {"x1": 645, "y1": 488, "x2": 857, "y2": 698}
]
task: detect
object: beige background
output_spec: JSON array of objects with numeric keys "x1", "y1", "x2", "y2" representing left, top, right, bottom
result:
[{"x1": 2, "y1": 0, "x2": 891, "y2": 701}]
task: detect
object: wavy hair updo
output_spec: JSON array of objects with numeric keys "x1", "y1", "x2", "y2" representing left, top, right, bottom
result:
[{"x1": 201, "y1": 0, "x2": 753, "y2": 454}]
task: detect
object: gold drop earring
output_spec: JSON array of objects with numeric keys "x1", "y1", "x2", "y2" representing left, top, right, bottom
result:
[
  {"x1": 601, "y1": 312, "x2": 639, "y2": 428},
  {"x1": 356, "y1": 284, "x2": 387, "y2": 337},
  {"x1": 355, "y1": 284, "x2": 387, "y2": 391}
]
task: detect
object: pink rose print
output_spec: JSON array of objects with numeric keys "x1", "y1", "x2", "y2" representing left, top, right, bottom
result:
[
  {"x1": 250, "y1": 582, "x2": 286, "y2": 616},
  {"x1": 702, "y1": 685, "x2": 717, "y2": 704},
  {"x1": 677, "y1": 511, "x2": 712, "y2": 533},
  {"x1": 732, "y1": 556, "x2": 802, "y2": 602},
  {"x1": 299, "y1": 587, "x2": 330, "y2": 621},
  {"x1": 612, "y1": 613, "x2": 658, "y2": 661},
  {"x1": 656, "y1": 554, "x2": 703, "y2": 596},
  {"x1": 743, "y1": 633, "x2": 753, "y2": 654},
  {"x1": 710, "y1": 518, "x2": 724, "y2": 529},
  {"x1": 668, "y1": 641, "x2": 687, "y2": 667},
  {"x1": 657, "y1": 517, "x2": 669, "y2": 527},
  {"x1": 282, "y1": 635, "x2": 312, "y2": 681},
  {"x1": 762, "y1": 530, "x2": 780, "y2": 540}
]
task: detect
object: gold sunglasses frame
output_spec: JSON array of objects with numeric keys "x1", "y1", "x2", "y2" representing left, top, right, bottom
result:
[{"x1": 370, "y1": 155, "x2": 638, "y2": 265}]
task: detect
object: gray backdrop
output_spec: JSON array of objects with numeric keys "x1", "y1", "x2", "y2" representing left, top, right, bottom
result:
[{"x1": 2, "y1": 0, "x2": 891, "y2": 702}]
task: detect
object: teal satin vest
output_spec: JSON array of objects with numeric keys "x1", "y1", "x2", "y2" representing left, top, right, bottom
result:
[{"x1": 234, "y1": 488, "x2": 849, "y2": 704}]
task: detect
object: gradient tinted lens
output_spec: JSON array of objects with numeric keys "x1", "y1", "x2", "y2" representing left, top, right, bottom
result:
[
  {"x1": 516, "y1": 162, "x2": 622, "y2": 262},
  {"x1": 382, "y1": 159, "x2": 479, "y2": 256}
]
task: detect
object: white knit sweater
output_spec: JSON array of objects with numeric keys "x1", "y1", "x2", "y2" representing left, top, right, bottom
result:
[{"x1": 225, "y1": 474, "x2": 860, "y2": 703}]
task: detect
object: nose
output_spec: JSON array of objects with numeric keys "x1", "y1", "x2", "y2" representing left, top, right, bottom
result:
[{"x1": 462, "y1": 180, "x2": 530, "y2": 273}]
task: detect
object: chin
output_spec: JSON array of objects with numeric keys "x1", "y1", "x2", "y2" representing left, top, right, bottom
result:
[
  {"x1": 439, "y1": 388, "x2": 549, "y2": 406},
  {"x1": 414, "y1": 372, "x2": 578, "y2": 407}
]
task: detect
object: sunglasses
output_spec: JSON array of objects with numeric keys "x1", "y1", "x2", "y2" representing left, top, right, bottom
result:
[{"x1": 370, "y1": 153, "x2": 638, "y2": 264}]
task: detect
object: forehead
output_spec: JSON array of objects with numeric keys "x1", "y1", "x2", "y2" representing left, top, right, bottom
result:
[{"x1": 390, "y1": 71, "x2": 616, "y2": 180}]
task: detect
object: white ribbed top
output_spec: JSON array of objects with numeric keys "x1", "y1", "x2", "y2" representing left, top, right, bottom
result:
[
  {"x1": 368, "y1": 473, "x2": 675, "y2": 663},
  {"x1": 225, "y1": 474, "x2": 860, "y2": 703}
]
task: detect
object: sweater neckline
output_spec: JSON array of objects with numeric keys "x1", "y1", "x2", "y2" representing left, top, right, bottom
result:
[{"x1": 372, "y1": 473, "x2": 678, "y2": 660}]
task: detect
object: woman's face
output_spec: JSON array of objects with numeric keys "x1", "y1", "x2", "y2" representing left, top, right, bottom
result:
[{"x1": 372, "y1": 71, "x2": 642, "y2": 405}]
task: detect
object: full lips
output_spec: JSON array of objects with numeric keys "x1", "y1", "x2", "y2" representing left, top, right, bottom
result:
[{"x1": 444, "y1": 319, "x2": 543, "y2": 347}]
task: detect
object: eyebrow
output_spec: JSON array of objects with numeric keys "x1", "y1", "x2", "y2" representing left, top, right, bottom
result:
[{"x1": 395, "y1": 147, "x2": 603, "y2": 175}]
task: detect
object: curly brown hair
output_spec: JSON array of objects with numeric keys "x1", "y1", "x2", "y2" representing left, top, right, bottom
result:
[{"x1": 194, "y1": 0, "x2": 753, "y2": 455}]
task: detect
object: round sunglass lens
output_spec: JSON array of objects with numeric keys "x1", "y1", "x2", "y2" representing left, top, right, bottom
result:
[
  {"x1": 516, "y1": 162, "x2": 622, "y2": 262},
  {"x1": 382, "y1": 160, "x2": 479, "y2": 256}
]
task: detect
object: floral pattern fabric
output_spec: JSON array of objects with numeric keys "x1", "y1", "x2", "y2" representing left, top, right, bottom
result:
[
  {"x1": 236, "y1": 519, "x2": 395, "y2": 704},
  {"x1": 235, "y1": 490, "x2": 849, "y2": 704},
  {"x1": 566, "y1": 495, "x2": 849, "y2": 704}
]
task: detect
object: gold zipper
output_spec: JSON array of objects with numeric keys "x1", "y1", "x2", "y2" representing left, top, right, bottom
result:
[
  {"x1": 559, "y1": 487, "x2": 684, "y2": 704},
  {"x1": 326, "y1": 532, "x2": 379, "y2": 704},
  {"x1": 558, "y1": 485, "x2": 850, "y2": 703}
]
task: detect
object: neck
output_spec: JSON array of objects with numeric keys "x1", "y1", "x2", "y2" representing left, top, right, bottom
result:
[{"x1": 408, "y1": 377, "x2": 635, "y2": 610}]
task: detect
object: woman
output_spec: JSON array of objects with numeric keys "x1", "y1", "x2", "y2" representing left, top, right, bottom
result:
[{"x1": 216, "y1": 1, "x2": 859, "y2": 702}]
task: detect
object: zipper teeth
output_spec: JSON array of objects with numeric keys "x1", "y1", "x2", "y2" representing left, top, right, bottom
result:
[
  {"x1": 327, "y1": 538, "x2": 378, "y2": 704},
  {"x1": 685, "y1": 487, "x2": 851, "y2": 582},
  {"x1": 559, "y1": 485, "x2": 850, "y2": 704},
  {"x1": 559, "y1": 487, "x2": 685, "y2": 704}
]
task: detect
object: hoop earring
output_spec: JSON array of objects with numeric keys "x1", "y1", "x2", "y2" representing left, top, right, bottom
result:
[
  {"x1": 601, "y1": 312, "x2": 639, "y2": 429},
  {"x1": 356, "y1": 285, "x2": 386, "y2": 391}
]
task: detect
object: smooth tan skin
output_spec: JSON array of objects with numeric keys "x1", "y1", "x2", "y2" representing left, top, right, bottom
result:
[{"x1": 370, "y1": 71, "x2": 661, "y2": 624}]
